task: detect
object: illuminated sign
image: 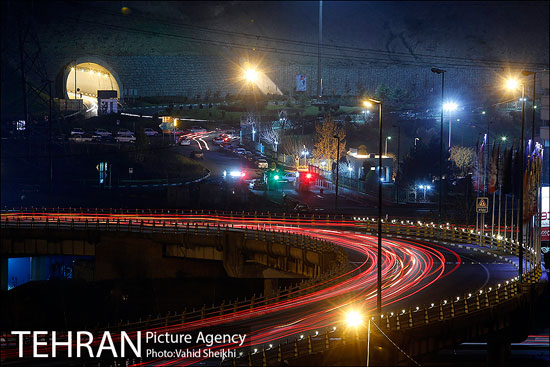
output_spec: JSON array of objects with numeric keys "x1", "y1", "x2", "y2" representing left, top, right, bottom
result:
[{"x1": 296, "y1": 74, "x2": 307, "y2": 92}]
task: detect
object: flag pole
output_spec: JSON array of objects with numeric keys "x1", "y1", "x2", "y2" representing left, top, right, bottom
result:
[{"x1": 498, "y1": 186, "x2": 502, "y2": 237}]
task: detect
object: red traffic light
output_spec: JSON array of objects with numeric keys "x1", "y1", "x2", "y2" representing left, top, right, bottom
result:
[{"x1": 306, "y1": 173, "x2": 312, "y2": 179}]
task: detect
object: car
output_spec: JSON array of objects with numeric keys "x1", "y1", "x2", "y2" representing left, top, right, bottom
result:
[
  {"x1": 179, "y1": 139, "x2": 191, "y2": 146},
  {"x1": 190, "y1": 126, "x2": 207, "y2": 133},
  {"x1": 70, "y1": 128, "x2": 85, "y2": 135},
  {"x1": 256, "y1": 159, "x2": 268, "y2": 169},
  {"x1": 212, "y1": 137, "x2": 224, "y2": 144},
  {"x1": 117, "y1": 129, "x2": 134, "y2": 136},
  {"x1": 115, "y1": 135, "x2": 136, "y2": 143},
  {"x1": 278, "y1": 171, "x2": 298, "y2": 183},
  {"x1": 293, "y1": 203, "x2": 310, "y2": 213},
  {"x1": 144, "y1": 128, "x2": 159, "y2": 136},
  {"x1": 69, "y1": 134, "x2": 93, "y2": 143},
  {"x1": 249, "y1": 179, "x2": 267, "y2": 191},
  {"x1": 190, "y1": 150, "x2": 204, "y2": 159},
  {"x1": 235, "y1": 148, "x2": 246, "y2": 155},
  {"x1": 94, "y1": 129, "x2": 112, "y2": 137}
]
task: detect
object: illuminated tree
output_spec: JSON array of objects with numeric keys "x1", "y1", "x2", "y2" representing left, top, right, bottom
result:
[
  {"x1": 450, "y1": 145, "x2": 475, "y2": 177},
  {"x1": 313, "y1": 114, "x2": 346, "y2": 166}
]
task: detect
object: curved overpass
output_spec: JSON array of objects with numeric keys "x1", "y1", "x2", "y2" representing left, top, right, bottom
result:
[{"x1": 0, "y1": 209, "x2": 544, "y2": 366}]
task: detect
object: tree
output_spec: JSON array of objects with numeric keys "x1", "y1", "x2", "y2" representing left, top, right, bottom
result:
[
  {"x1": 400, "y1": 137, "x2": 451, "y2": 187},
  {"x1": 312, "y1": 114, "x2": 346, "y2": 166},
  {"x1": 449, "y1": 145, "x2": 475, "y2": 177}
]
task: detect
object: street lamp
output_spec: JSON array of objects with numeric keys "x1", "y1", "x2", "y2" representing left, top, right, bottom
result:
[
  {"x1": 443, "y1": 102, "x2": 458, "y2": 148},
  {"x1": 385, "y1": 136, "x2": 391, "y2": 156},
  {"x1": 414, "y1": 137, "x2": 420, "y2": 147},
  {"x1": 173, "y1": 118, "x2": 178, "y2": 144},
  {"x1": 364, "y1": 97, "x2": 383, "y2": 316},
  {"x1": 431, "y1": 67, "x2": 446, "y2": 223},
  {"x1": 521, "y1": 70, "x2": 537, "y2": 142},
  {"x1": 333, "y1": 135, "x2": 341, "y2": 214},
  {"x1": 505, "y1": 77, "x2": 526, "y2": 283},
  {"x1": 392, "y1": 125, "x2": 401, "y2": 204}
]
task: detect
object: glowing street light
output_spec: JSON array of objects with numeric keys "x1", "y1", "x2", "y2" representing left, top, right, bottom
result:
[
  {"x1": 385, "y1": 136, "x2": 391, "y2": 155},
  {"x1": 244, "y1": 68, "x2": 258, "y2": 83},
  {"x1": 506, "y1": 78, "x2": 519, "y2": 90},
  {"x1": 345, "y1": 310, "x2": 363, "y2": 328}
]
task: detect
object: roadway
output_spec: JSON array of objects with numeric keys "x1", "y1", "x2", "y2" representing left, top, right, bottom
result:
[
  {"x1": 173, "y1": 130, "x2": 367, "y2": 213},
  {"x1": 0, "y1": 212, "x2": 522, "y2": 366}
]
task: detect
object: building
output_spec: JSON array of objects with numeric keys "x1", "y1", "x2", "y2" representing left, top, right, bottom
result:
[{"x1": 346, "y1": 147, "x2": 394, "y2": 183}]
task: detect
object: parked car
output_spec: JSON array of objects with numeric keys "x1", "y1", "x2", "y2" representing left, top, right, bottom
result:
[
  {"x1": 69, "y1": 134, "x2": 93, "y2": 143},
  {"x1": 190, "y1": 150, "x2": 204, "y2": 159},
  {"x1": 117, "y1": 129, "x2": 134, "y2": 136},
  {"x1": 144, "y1": 128, "x2": 159, "y2": 136},
  {"x1": 94, "y1": 129, "x2": 112, "y2": 137},
  {"x1": 256, "y1": 159, "x2": 268, "y2": 169},
  {"x1": 70, "y1": 127, "x2": 85, "y2": 135},
  {"x1": 115, "y1": 135, "x2": 136, "y2": 143}
]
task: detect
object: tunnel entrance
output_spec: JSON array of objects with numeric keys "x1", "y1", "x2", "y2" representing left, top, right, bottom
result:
[
  {"x1": 65, "y1": 62, "x2": 120, "y2": 100},
  {"x1": 62, "y1": 60, "x2": 121, "y2": 115}
]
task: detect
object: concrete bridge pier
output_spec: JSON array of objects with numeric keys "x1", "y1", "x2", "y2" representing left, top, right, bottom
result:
[
  {"x1": 1, "y1": 257, "x2": 7, "y2": 291},
  {"x1": 487, "y1": 335, "x2": 511, "y2": 367},
  {"x1": 264, "y1": 278, "x2": 279, "y2": 299}
]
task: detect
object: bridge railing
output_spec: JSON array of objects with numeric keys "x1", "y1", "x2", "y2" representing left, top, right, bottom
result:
[{"x1": 2, "y1": 206, "x2": 538, "y2": 275}]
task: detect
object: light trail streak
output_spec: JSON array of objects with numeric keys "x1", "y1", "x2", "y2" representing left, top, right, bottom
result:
[{"x1": 0, "y1": 212, "x2": 499, "y2": 365}]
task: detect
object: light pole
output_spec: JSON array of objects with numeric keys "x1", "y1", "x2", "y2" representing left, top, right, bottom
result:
[
  {"x1": 385, "y1": 136, "x2": 391, "y2": 156},
  {"x1": 364, "y1": 98, "x2": 383, "y2": 316},
  {"x1": 173, "y1": 118, "x2": 178, "y2": 144},
  {"x1": 392, "y1": 125, "x2": 401, "y2": 204},
  {"x1": 333, "y1": 135, "x2": 340, "y2": 214},
  {"x1": 414, "y1": 137, "x2": 420, "y2": 147},
  {"x1": 443, "y1": 102, "x2": 458, "y2": 148},
  {"x1": 522, "y1": 71, "x2": 537, "y2": 142},
  {"x1": 506, "y1": 77, "x2": 526, "y2": 283},
  {"x1": 431, "y1": 67, "x2": 446, "y2": 223}
]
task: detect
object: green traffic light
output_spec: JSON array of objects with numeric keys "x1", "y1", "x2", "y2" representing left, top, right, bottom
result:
[{"x1": 274, "y1": 175, "x2": 279, "y2": 180}]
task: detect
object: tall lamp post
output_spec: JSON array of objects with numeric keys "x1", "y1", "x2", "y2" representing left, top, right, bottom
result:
[
  {"x1": 506, "y1": 77, "x2": 526, "y2": 283},
  {"x1": 431, "y1": 67, "x2": 446, "y2": 223},
  {"x1": 392, "y1": 125, "x2": 401, "y2": 204},
  {"x1": 522, "y1": 71, "x2": 537, "y2": 142},
  {"x1": 384, "y1": 136, "x2": 391, "y2": 155},
  {"x1": 364, "y1": 98, "x2": 383, "y2": 316},
  {"x1": 333, "y1": 135, "x2": 341, "y2": 214},
  {"x1": 443, "y1": 102, "x2": 458, "y2": 148}
]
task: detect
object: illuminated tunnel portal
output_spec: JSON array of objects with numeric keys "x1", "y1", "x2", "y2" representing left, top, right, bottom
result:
[{"x1": 63, "y1": 61, "x2": 121, "y2": 115}]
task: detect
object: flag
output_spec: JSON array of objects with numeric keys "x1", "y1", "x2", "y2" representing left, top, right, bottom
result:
[
  {"x1": 472, "y1": 134, "x2": 486, "y2": 192},
  {"x1": 488, "y1": 141, "x2": 499, "y2": 194},
  {"x1": 501, "y1": 144, "x2": 513, "y2": 194}
]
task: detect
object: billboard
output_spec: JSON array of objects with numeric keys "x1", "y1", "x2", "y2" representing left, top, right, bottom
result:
[
  {"x1": 542, "y1": 186, "x2": 549, "y2": 241},
  {"x1": 296, "y1": 75, "x2": 307, "y2": 92}
]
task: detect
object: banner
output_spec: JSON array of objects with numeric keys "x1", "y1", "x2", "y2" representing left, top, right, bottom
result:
[
  {"x1": 296, "y1": 74, "x2": 307, "y2": 92},
  {"x1": 542, "y1": 186, "x2": 549, "y2": 241}
]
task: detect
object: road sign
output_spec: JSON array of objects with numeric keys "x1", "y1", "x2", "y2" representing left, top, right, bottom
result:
[{"x1": 476, "y1": 197, "x2": 489, "y2": 213}]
